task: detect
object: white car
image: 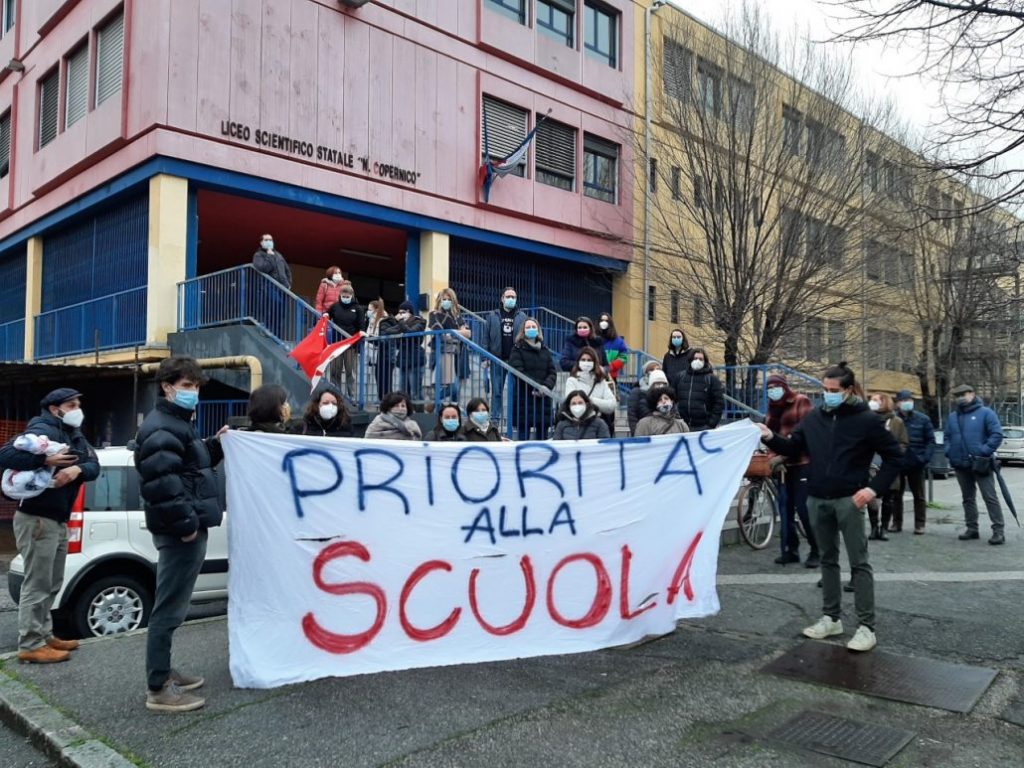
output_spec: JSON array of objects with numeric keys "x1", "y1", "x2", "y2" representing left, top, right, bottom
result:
[
  {"x1": 995, "y1": 426, "x2": 1024, "y2": 465},
  {"x1": 7, "y1": 447, "x2": 228, "y2": 638}
]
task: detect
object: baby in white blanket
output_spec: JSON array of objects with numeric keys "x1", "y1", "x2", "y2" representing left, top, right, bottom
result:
[{"x1": 1, "y1": 434, "x2": 70, "y2": 500}]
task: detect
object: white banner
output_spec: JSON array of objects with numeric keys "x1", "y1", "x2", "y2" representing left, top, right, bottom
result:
[{"x1": 222, "y1": 421, "x2": 760, "y2": 688}]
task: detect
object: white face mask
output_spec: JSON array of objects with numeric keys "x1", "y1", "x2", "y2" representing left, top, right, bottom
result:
[
  {"x1": 691, "y1": 359, "x2": 705, "y2": 371},
  {"x1": 868, "y1": 400, "x2": 881, "y2": 412},
  {"x1": 570, "y1": 403, "x2": 587, "y2": 418},
  {"x1": 319, "y1": 404, "x2": 339, "y2": 421},
  {"x1": 59, "y1": 408, "x2": 85, "y2": 429},
  {"x1": 578, "y1": 360, "x2": 594, "y2": 373},
  {"x1": 599, "y1": 321, "x2": 609, "y2": 330},
  {"x1": 331, "y1": 273, "x2": 343, "y2": 283}
]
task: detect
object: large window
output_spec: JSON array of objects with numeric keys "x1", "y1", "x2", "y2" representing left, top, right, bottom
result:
[
  {"x1": 782, "y1": 105, "x2": 801, "y2": 156},
  {"x1": 806, "y1": 119, "x2": 845, "y2": 170},
  {"x1": 537, "y1": 0, "x2": 574, "y2": 46},
  {"x1": 486, "y1": 0, "x2": 526, "y2": 24},
  {"x1": 535, "y1": 116, "x2": 576, "y2": 191},
  {"x1": 865, "y1": 151, "x2": 880, "y2": 193},
  {"x1": 583, "y1": 133, "x2": 618, "y2": 203},
  {"x1": 662, "y1": 39, "x2": 692, "y2": 101},
  {"x1": 482, "y1": 96, "x2": 528, "y2": 177},
  {"x1": 670, "y1": 166, "x2": 681, "y2": 200},
  {"x1": 584, "y1": 2, "x2": 617, "y2": 68},
  {"x1": 696, "y1": 59, "x2": 722, "y2": 117},
  {"x1": 670, "y1": 289, "x2": 680, "y2": 323},
  {"x1": 0, "y1": 111, "x2": 10, "y2": 178},
  {"x1": 65, "y1": 44, "x2": 90, "y2": 129},
  {"x1": 1, "y1": 0, "x2": 14, "y2": 37},
  {"x1": 728, "y1": 76, "x2": 754, "y2": 128},
  {"x1": 96, "y1": 12, "x2": 125, "y2": 107},
  {"x1": 38, "y1": 70, "x2": 60, "y2": 149},
  {"x1": 648, "y1": 285, "x2": 656, "y2": 320}
]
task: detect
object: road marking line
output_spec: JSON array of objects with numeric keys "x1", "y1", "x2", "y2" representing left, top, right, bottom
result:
[{"x1": 718, "y1": 571, "x2": 1024, "y2": 585}]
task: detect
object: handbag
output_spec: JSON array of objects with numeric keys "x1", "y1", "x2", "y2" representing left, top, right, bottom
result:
[{"x1": 971, "y1": 456, "x2": 993, "y2": 476}]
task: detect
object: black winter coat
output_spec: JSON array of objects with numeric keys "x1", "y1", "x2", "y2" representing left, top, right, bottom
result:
[
  {"x1": 134, "y1": 400, "x2": 225, "y2": 537},
  {"x1": 672, "y1": 368, "x2": 725, "y2": 429},
  {"x1": 251, "y1": 249, "x2": 291, "y2": 288},
  {"x1": 661, "y1": 348, "x2": 692, "y2": 383},
  {"x1": 459, "y1": 422, "x2": 502, "y2": 442},
  {"x1": 329, "y1": 301, "x2": 366, "y2": 336},
  {"x1": 627, "y1": 386, "x2": 651, "y2": 435},
  {"x1": 551, "y1": 410, "x2": 611, "y2": 440},
  {"x1": 425, "y1": 428, "x2": 466, "y2": 442},
  {"x1": 559, "y1": 334, "x2": 605, "y2": 372},
  {"x1": 765, "y1": 400, "x2": 904, "y2": 499},
  {"x1": 508, "y1": 341, "x2": 557, "y2": 431},
  {"x1": 382, "y1": 313, "x2": 427, "y2": 369},
  {"x1": 0, "y1": 412, "x2": 99, "y2": 522},
  {"x1": 294, "y1": 417, "x2": 353, "y2": 438}
]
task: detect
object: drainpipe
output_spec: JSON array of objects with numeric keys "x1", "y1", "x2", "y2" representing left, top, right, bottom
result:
[
  {"x1": 643, "y1": 1, "x2": 667, "y2": 354},
  {"x1": 139, "y1": 356, "x2": 264, "y2": 391}
]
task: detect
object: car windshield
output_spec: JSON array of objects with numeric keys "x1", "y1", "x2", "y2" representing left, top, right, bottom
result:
[
  {"x1": 83, "y1": 467, "x2": 127, "y2": 511},
  {"x1": 1004, "y1": 428, "x2": 1024, "y2": 440}
]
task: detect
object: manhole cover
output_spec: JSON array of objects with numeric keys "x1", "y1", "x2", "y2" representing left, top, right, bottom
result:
[
  {"x1": 768, "y1": 711, "x2": 914, "y2": 767},
  {"x1": 762, "y1": 640, "x2": 997, "y2": 713},
  {"x1": 1001, "y1": 698, "x2": 1024, "y2": 728}
]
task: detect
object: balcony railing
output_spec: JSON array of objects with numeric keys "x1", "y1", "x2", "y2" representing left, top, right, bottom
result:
[
  {"x1": 0, "y1": 318, "x2": 25, "y2": 362},
  {"x1": 34, "y1": 287, "x2": 147, "y2": 359}
]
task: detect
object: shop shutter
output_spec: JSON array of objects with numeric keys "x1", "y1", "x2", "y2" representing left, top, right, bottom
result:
[
  {"x1": 39, "y1": 70, "x2": 59, "y2": 148},
  {"x1": 0, "y1": 112, "x2": 10, "y2": 177},
  {"x1": 65, "y1": 44, "x2": 89, "y2": 128},
  {"x1": 96, "y1": 13, "x2": 124, "y2": 106},
  {"x1": 482, "y1": 96, "x2": 527, "y2": 170},
  {"x1": 535, "y1": 118, "x2": 575, "y2": 181}
]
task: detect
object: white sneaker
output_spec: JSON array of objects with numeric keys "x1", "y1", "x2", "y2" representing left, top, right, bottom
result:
[
  {"x1": 846, "y1": 625, "x2": 877, "y2": 652},
  {"x1": 802, "y1": 616, "x2": 843, "y2": 640}
]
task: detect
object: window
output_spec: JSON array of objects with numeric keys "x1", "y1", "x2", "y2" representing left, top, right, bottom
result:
[
  {"x1": 827, "y1": 320, "x2": 846, "y2": 359},
  {"x1": 1, "y1": 0, "x2": 13, "y2": 36},
  {"x1": 648, "y1": 285, "x2": 656, "y2": 320},
  {"x1": 782, "y1": 105, "x2": 801, "y2": 156},
  {"x1": 584, "y1": 2, "x2": 618, "y2": 68},
  {"x1": 649, "y1": 157, "x2": 657, "y2": 193},
  {"x1": 866, "y1": 326, "x2": 883, "y2": 369},
  {"x1": 0, "y1": 111, "x2": 9, "y2": 177},
  {"x1": 806, "y1": 120, "x2": 844, "y2": 170},
  {"x1": 901, "y1": 333, "x2": 916, "y2": 373},
  {"x1": 781, "y1": 316, "x2": 805, "y2": 360},
  {"x1": 694, "y1": 174, "x2": 704, "y2": 209},
  {"x1": 728, "y1": 76, "x2": 754, "y2": 128},
  {"x1": 865, "y1": 239, "x2": 882, "y2": 280},
  {"x1": 96, "y1": 12, "x2": 125, "y2": 107},
  {"x1": 537, "y1": 0, "x2": 574, "y2": 46},
  {"x1": 823, "y1": 224, "x2": 845, "y2": 268},
  {"x1": 482, "y1": 96, "x2": 528, "y2": 177},
  {"x1": 780, "y1": 207, "x2": 803, "y2": 257},
  {"x1": 84, "y1": 467, "x2": 132, "y2": 512},
  {"x1": 65, "y1": 44, "x2": 89, "y2": 129},
  {"x1": 583, "y1": 133, "x2": 617, "y2": 203},
  {"x1": 662, "y1": 39, "x2": 691, "y2": 101},
  {"x1": 865, "y1": 151, "x2": 880, "y2": 193},
  {"x1": 696, "y1": 59, "x2": 722, "y2": 117},
  {"x1": 535, "y1": 116, "x2": 576, "y2": 191},
  {"x1": 939, "y1": 192, "x2": 953, "y2": 229},
  {"x1": 486, "y1": 0, "x2": 526, "y2": 24},
  {"x1": 899, "y1": 250, "x2": 915, "y2": 285},
  {"x1": 671, "y1": 166, "x2": 681, "y2": 200},
  {"x1": 670, "y1": 289, "x2": 680, "y2": 323},
  {"x1": 805, "y1": 318, "x2": 824, "y2": 361},
  {"x1": 38, "y1": 69, "x2": 59, "y2": 149},
  {"x1": 693, "y1": 295, "x2": 706, "y2": 326}
]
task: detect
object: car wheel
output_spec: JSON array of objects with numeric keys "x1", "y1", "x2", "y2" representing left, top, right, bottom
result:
[{"x1": 73, "y1": 575, "x2": 153, "y2": 638}]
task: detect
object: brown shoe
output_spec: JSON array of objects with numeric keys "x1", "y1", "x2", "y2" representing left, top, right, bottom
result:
[
  {"x1": 145, "y1": 682, "x2": 205, "y2": 713},
  {"x1": 46, "y1": 636, "x2": 80, "y2": 651},
  {"x1": 914, "y1": 527, "x2": 925, "y2": 535},
  {"x1": 168, "y1": 669, "x2": 204, "y2": 692},
  {"x1": 18, "y1": 645, "x2": 70, "y2": 664}
]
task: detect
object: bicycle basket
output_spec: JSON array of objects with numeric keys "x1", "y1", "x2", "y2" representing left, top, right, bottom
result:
[{"x1": 744, "y1": 453, "x2": 772, "y2": 478}]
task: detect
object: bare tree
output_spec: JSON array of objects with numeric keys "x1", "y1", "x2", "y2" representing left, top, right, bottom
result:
[
  {"x1": 826, "y1": 0, "x2": 1024, "y2": 208},
  {"x1": 641, "y1": 3, "x2": 896, "y2": 378}
]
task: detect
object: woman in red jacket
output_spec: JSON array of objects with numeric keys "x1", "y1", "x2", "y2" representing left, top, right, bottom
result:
[
  {"x1": 314, "y1": 266, "x2": 346, "y2": 314},
  {"x1": 765, "y1": 374, "x2": 820, "y2": 568}
]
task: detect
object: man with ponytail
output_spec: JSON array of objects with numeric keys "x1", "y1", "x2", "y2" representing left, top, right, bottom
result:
[{"x1": 758, "y1": 362, "x2": 903, "y2": 652}]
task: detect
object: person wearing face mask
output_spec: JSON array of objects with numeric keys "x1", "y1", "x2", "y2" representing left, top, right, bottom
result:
[
  {"x1": 559, "y1": 316, "x2": 605, "y2": 372},
  {"x1": 460, "y1": 398, "x2": 502, "y2": 442},
  {"x1": 328, "y1": 285, "x2": 366, "y2": 399},
  {"x1": 670, "y1": 347, "x2": 724, "y2": 430},
  {"x1": 552, "y1": 391, "x2": 611, "y2": 440},
  {"x1": 597, "y1": 313, "x2": 629, "y2": 382},
  {"x1": 383, "y1": 300, "x2": 427, "y2": 404},
  {"x1": 428, "y1": 288, "x2": 471, "y2": 404},
  {"x1": 508, "y1": 318, "x2": 557, "y2": 440},
  {"x1": 241, "y1": 385, "x2": 293, "y2": 433},
  {"x1": 894, "y1": 390, "x2": 935, "y2": 534},
  {"x1": 759, "y1": 363, "x2": 903, "y2": 653},
  {"x1": 662, "y1": 328, "x2": 692, "y2": 383},
  {"x1": 765, "y1": 374, "x2": 819, "y2": 568},
  {"x1": 296, "y1": 382, "x2": 352, "y2": 438},
  {"x1": 132, "y1": 357, "x2": 227, "y2": 711},
  {"x1": 251, "y1": 233, "x2": 291, "y2": 289},
  {"x1": 945, "y1": 384, "x2": 1005, "y2": 545},
  {"x1": 425, "y1": 404, "x2": 466, "y2": 442},
  {"x1": 366, "y1": 299, "x2": 397, "y2": 401},
  {"x1": 866, "y1": 393, "x2": 908, "y2": 540},
  {"x1": 634, "y1": 385, "x2": 690, "y2": 436},
  {"x1": 0, "y1": 388, "x2": 99, "y2": 665},
  {"x1": 628, "y1": 362, "x2": 665, "y2": 435},
  {"x1": 365, "y1": 392, "x2": 422, "y2": 440},
  {"x1": 565, "y1": 347, "x2": 618, "y2": 434},
  {"x1": 483, "y1": 287, "x2": 526, "y2": 424},
  {"x1": 315, "y1": 266, "x2": 346, "y2": 314}
]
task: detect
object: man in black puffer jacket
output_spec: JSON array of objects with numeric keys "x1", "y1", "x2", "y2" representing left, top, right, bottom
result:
[
  {"x1": 0, "y1": 388, "x2": 99, "y2": 664},
  {"x1": 134, "y1": 356, "x2": 225, "y2": 713}
]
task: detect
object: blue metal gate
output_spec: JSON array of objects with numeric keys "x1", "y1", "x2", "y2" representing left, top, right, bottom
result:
[{"x1": 0, "y1": 244, "x2": 26, "y2": 360}]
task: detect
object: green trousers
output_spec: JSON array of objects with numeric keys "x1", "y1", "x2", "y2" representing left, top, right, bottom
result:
[{"x1": 807, "y1": 495, "x2": 875, "y2": 630}]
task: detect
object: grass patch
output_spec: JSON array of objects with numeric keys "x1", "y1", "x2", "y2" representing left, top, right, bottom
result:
[{"x1": 926, "y1": 501, "x2": 953, "y2": 510}]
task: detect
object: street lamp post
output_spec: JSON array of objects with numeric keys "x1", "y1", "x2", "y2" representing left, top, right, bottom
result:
[{"x1": 643, "y1": 1, "x2": 667, "y2": 354}]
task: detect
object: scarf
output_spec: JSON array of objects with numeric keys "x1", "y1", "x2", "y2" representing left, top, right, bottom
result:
[{"x1": 381, "y1": 412, "x2": 413, "y2": 435}]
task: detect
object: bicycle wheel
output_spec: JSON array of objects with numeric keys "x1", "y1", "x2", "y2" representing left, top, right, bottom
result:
[{"x1": 736, "y1": 480, "x2": 777, "y2": 550}]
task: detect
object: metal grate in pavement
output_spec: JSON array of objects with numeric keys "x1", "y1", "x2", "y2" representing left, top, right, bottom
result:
[
  {"x1": 762, "y1": 640, "x2": 997, "y2": 713},
  {"x1": 768, "y1": 711, "x2": 914, "y2": 767}
]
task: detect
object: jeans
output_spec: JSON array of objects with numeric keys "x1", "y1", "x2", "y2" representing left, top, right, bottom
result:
[
  {"x1": 373, "y1": 361, "x2": 393, "y2": 401},
  {"x1": 491, "y1": 365, "x2": 508, "y2": 425},
  {"x1": 903, "y1": 468, "x2": 927, "y2": 529},
  {"x1": 147, "y1": 529, "x2": 208, "y2": 691},
  {"x1": 778, "y1": 465, "x2": 817, "y2": 556},
  {"x1": 12, "y1": 512, "x2": 67, "y2": 651},
  {"x1": 955, "y1": 469, "x2": 1004, "y2": 534},
  {"x1": 339, "y1": 347, "x2": 357, "y2": 398},
  {"x1": 807, "y1": 496, "x2": 875, "y2": 629},
  {"x1": 399, "y1": 366, "x2": 424, "y2": 403}
]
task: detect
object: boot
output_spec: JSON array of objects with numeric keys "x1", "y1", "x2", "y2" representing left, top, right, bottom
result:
[
  {"x1": 875, "y1": 526, "x2": 889, "y2": 542},
  {"x1": 46, "y1": 636, "x2": 79, "y2": 651},
  {"x1": 774, "y1": 551, "x2": 800, "y2": 565},
  {"x1": 804, "y1": 550, "x2": 820, "y2": 569},
  {"x1": 18, "y1": 646, "x2": 70, "y2": 664}
]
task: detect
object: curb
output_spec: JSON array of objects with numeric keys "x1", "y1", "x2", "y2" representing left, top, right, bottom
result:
[{"x1": 0, "y1": 669, "x2": 137, "y2": 768}]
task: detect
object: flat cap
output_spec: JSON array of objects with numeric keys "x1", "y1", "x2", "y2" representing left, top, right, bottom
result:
[
  {"x1": 895, "y1": 389, "x2": 913, "y2": 401},
  {"x1": 950, "y1": 384, "x2": 974, "y2": 396},
  {"x1": 40, "y1": 387, "x2": 82, "y2": 409}
]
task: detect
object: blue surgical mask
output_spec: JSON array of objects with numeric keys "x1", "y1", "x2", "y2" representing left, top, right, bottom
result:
[
  {"x1": 823, "y1": 392, "x2": 845, "y2": 409},
  {"x1": 524, "y1": 327, "x2": 539, "y2": 340},
  {"x1": 471, "y1": 411, "x2": 490, "y2": 426},
  {"x1": 767, "y1": 386, "x2": 785, "y2": 402},
  {"x1": 173, "y1": 388, "x2": 199, "y2": 411},
  {"x1": 504, "y1": 298, "x2": 516, "y2": 310},
  {"x1": 340, "y1": 296, "x2": 352, "y2": 305},
  {"x1": 671, "y1": 337, "x2": 683, "y2": 348},
  {"x1": 899, "y1": 401, "x2": 913, "y2": 412},
  {"x1": 441, "y1": 299, "x2": 453, "y2": 311},
  {"x1": 442, "y1": 418, "x2": 460, "y2": 432}
]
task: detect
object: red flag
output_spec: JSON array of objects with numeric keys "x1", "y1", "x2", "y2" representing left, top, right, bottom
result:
[
  {"x1": 311, "y1": 332, "x2": 363, "y2": 390},
  {"x1": 289, "y1": 316, "x2": 329, "y2": 377}
]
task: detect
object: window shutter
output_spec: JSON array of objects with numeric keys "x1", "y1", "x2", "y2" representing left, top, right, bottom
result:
[
  {"x1": 65, "y1": 45, "x2": 89, "y2": 128},
  {"x1": 39, "y1": 70, "x2": 59, "y2": 148},
  {"x1": 535, "y1": 118, "x2": 575, "y2": 179},
  {"x1": 0, "y1": 112, "x2": 10, "y2": 176},
  {"x1": 96, "y1": 13, "x2": 124, "y2": 106},
  {"x1": 482, "y1": 96, "x2": 527, "y2": 163}
]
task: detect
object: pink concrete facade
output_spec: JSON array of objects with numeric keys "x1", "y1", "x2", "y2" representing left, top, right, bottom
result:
[{"x1": 0, "y1": 0, "x2": 635, "y2": 262}]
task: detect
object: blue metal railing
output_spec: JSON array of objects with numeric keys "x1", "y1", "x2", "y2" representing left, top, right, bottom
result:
[
  {"x1": 34, "y1": 287, "x2": 146, "y2": 359},
  {"x1": 177, "y1": 264, "x2": 348, "y2": 349},
  {"x1": 195, "y1": 399, "x2": 249, "y2": 438},
  {"x1": 0, "y1": 319, "x2": 25, "y2": 361}
]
